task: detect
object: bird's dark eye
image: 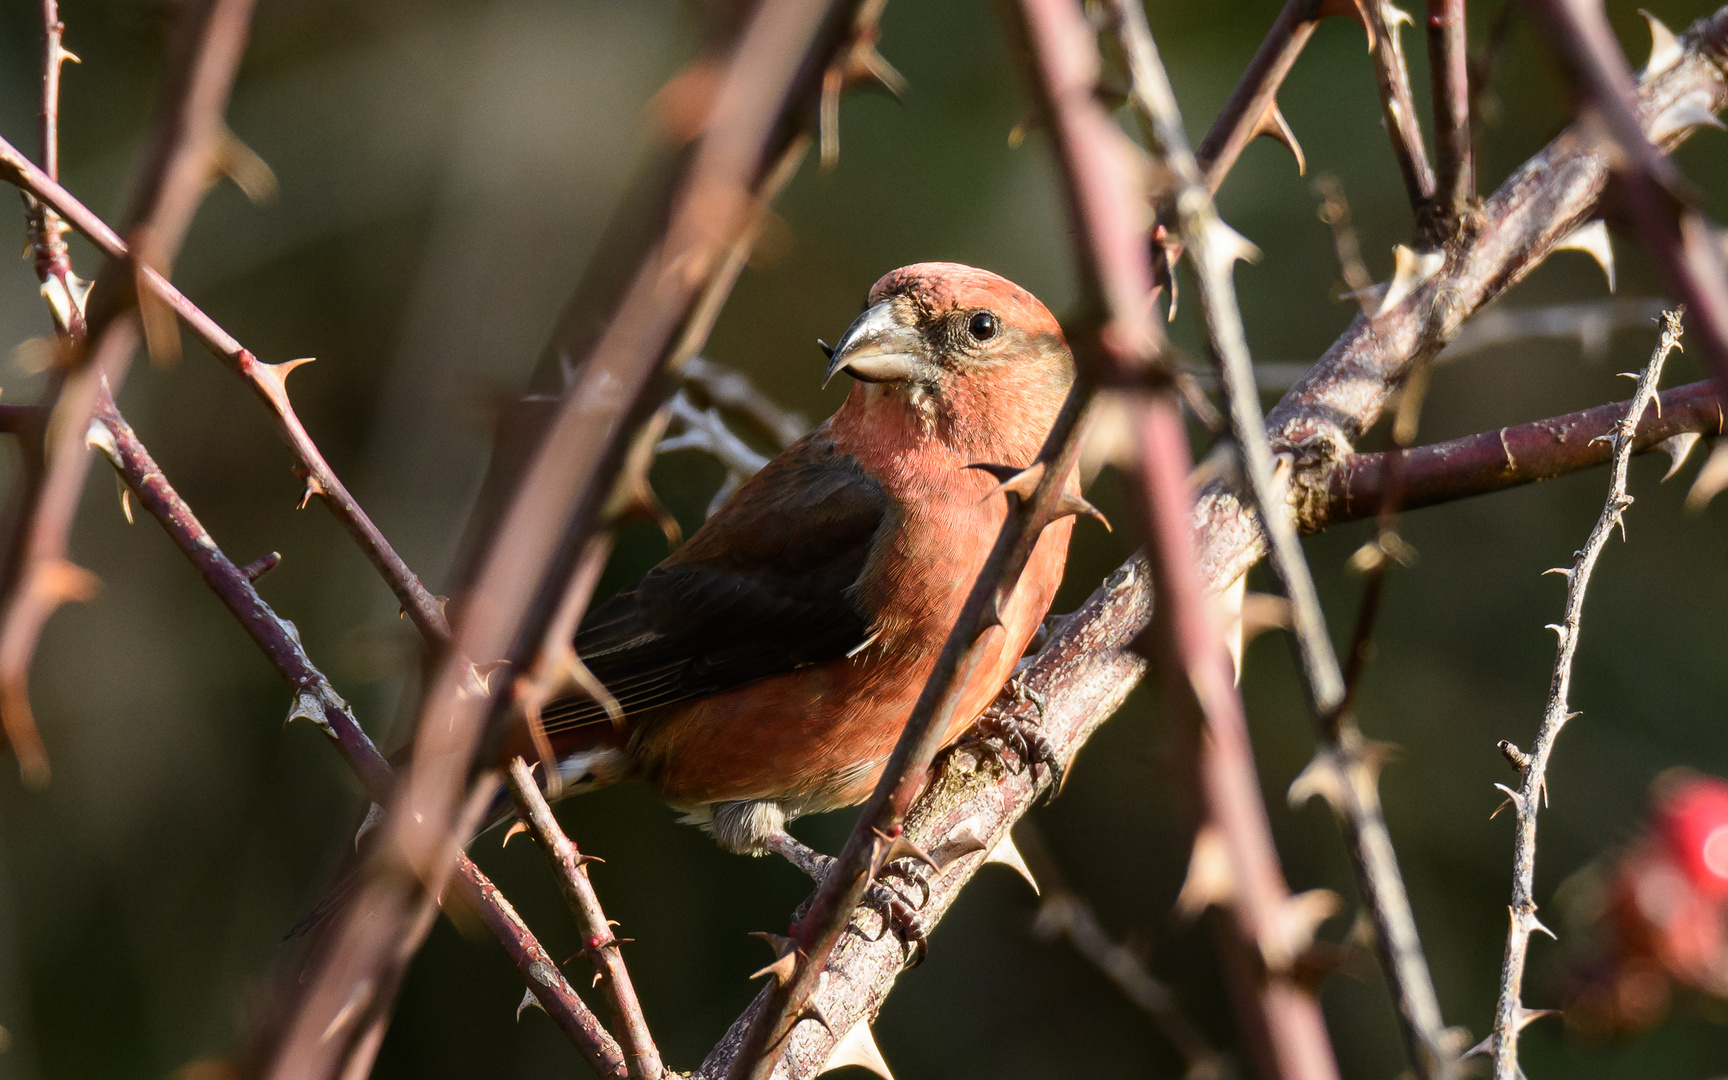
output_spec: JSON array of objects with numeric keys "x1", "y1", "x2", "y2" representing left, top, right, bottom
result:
[{"x1": 968, "y1": 311, "x2": 998, "y2": 341}]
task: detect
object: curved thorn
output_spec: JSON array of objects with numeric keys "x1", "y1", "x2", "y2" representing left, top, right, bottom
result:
[
  {"x1": 1641, "y1": 10, "x2": 1684, "y2": 77},
  {"x1": 1551, "y1": 220, "x2": 1616, "y2": 293}
]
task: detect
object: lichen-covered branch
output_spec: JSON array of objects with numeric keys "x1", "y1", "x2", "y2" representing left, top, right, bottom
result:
[{"x1": 1198, "y1": 10, "x2": 1728, "y2": 590}]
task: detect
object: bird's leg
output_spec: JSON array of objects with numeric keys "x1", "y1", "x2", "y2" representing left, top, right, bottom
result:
[
  {"x1": 974, "y1": 668, "x2": 1065, "y2": 797},
  {"x1": 761, "y1": 829, "x2": 928, "y2": 963}
]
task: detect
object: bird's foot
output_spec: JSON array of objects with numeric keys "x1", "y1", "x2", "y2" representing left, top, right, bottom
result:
[
  {"x1": 1008, "y1": 666, "x2": 1049, "y2": 718},
  {"x1": 975, "y1": 689, "x2": 1064, "y2": 800},
  {"x1": 763, "y1": 830, "x2": 928, "y2": 966}
]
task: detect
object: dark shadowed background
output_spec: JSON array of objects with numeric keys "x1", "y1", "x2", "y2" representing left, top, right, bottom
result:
[{"x1": 0, "y1": 1, "x2": 1725, "y2": 1077}]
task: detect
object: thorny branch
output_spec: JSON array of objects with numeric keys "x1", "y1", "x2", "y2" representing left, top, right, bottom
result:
[
  {"x1": 1482, "y1": 310, "x2": 1685, "y2": 1080},
  {"x1": 1330, "y1": 376, "x2": 1722, "y2": 517},
  {"x1": 0, "y1": 0, "x2": 256, "y2": 786},
  {"x1": 1011, "y1": 3, "x2": 1341, "y2": 1080},
  {"x1": 1361, "y1": 0, "x2": 1438, "y2": 229},
  {"x1": 0, "y1": 0, "x2": 79, "y2": 785},
  {"x1": 274, "y1": 6, "x2": 885, "y2": 1078},
  {"x1": 7, "y1": 4, "x2": 1728, "y2": 1078},
  {"x1": 699, "y1": 10, "x2": 1728, "y2": 1080},
  {"x1": 0, "y1": 9, "x2": 642, "y2": 1073},
  {"x1": 505, "y1": 757, "x2": 663, "y2": 1080},
  {"x1": 1520, "y1": 2, "x2": 1728, "y2": 406},
  {"x1": 1196, "y1": 9, "x2": 1728, "y2": 591},
  {"x1": 86, "y1": 393, "x2": 630, "y2": 1079},
  {"x1": 1194, "y1": 0, "x2": 1325, "y2": 190},
  {"x1": 0, "y1": 135, "x2": 451, "y2": 647},
  {"x1": 1109, "y1": 4, "x2": 1454, "y2": 1077}
]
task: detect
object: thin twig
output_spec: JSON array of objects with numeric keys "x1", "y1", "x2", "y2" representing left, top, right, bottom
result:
[
  {"x1": 1194, "y1": 0, "x2": 1324, "y2": 191},
  {"x1": 505, "y1": 757, "x2": 662, "y2": 1080},
  {"x1": 1427, "y1": 0, "x2": 1475, "y2": 232},
  {"x1": 0, "y1": 135, "x2": 450, "y2": 646},
  {"x1": 1360, "y1": 0, "x2": 1439, "y2": 230},
  {"x1": 0, "y1": 0, "x2": 79, "y2": 777},
  {"x1": 1483, "y1": 309, "x2": 1684, "y2": 1080},
  {"x1": 25, "y1": 0, "x2": 75, "y2": 316},
  {"x1": 1312, "y1": 174, "x2": 1379, "y2": 313},
  {"x1": 459, "y1": 851, "x2": 627, "y2": 1078},
  {"x1": 85, "y1": 392, "x2": 627, "y2": 1078},
  {"x1": 1109, "y1": 5, "x2": 1454, "y2": 1076},
  {"x1": 0, "y1": 0, "x2": 257, "y2": 785},
  {"x1": 1018, "y1": 821, "x2": 1226, "y2": 1080}
]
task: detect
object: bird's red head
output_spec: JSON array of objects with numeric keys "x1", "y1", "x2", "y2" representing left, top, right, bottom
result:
[{"x1": 824, "y1": 263, "x2": 1072, "y2": 459}]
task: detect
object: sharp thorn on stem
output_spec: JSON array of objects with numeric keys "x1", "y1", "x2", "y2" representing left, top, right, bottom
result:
[{"x1": 1551, "y1": 220, "x2": 1615, "y2": 293}]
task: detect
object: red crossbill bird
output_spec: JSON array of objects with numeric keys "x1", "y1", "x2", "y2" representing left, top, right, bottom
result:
[{"x1": 524, "y1": 262, "x2": 1082, "y2": 870}]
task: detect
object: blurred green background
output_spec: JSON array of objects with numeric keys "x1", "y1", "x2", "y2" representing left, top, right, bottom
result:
[{"x1": 0, "y1": 0, "x2": 1725, "y2": 1077}]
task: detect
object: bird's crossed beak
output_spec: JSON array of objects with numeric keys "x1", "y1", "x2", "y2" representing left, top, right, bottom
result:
[{"x1": 823, "y1": 301, "x2": 935, "y2": 387}]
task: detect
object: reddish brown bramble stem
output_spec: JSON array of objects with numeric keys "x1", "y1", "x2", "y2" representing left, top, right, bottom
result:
[
  {"x1": 87, "y1": 392, "x2": 627, "y2": 1079},
  {"x1": 1362, "y1": 0, "x2": 1439, "y2": 229},
  {"x1": 1427, "y1": 0, "x2": 1475, "y2": 231},
  {"x1": 1109, "y1": 2, "x2": 1456, "y2": 1075},
  {"x1": 1195, "y1": 0, "x2": 1324, "y2": 189},
  {"x1": 1330, "y1": 378, "x2": 1723, "y2": 517},
  {"x1": 0, "y1": 0, "x2": 79, "y2": 785},
  {"x1": 0, "y1": 0, "x2": 257, "y2": 787},
  {"x1": 505, "y1": 757, "x2": 663, "y2": 1080},
  {"x1": 1008, "y1": 3, "x2": 1342, "y2": 1079},
  {"x1": 0, "y1": 135, "x2": 451, "y2": 648}
]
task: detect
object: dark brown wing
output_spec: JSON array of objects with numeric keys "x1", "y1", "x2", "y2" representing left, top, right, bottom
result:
[{"x1": 541, "y1": 433, "x2": 889, "y2": 732}]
